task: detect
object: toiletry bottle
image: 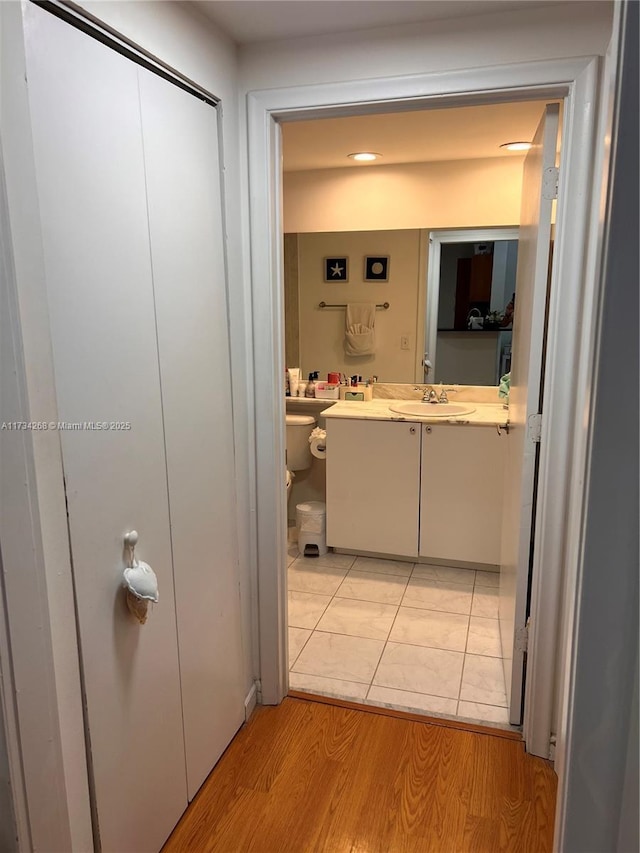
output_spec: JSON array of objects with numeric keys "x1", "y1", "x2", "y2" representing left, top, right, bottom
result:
[
  {"x1": 285, "y1": 369, "x2": 290, "y2": 397},
  {"x1": 288, "y1": 367, "x2": 301, "y2": 398},
  {"x1": 305, "y1": 372, "x2": 317, "y2": 397}
]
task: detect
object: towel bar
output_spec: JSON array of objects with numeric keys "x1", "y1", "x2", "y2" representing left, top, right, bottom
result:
[{"x1": 318, "y1": 301, "x2": 389, "y2": 309}]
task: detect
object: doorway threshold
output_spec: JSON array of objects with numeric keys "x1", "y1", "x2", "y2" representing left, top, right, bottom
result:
[{"x1": 288, "y1": 690, "x2": 522, "y2": 741}]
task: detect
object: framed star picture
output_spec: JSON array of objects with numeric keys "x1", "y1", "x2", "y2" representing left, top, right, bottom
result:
[
  {"x1": 364, "y1": 256, "x2": 389, "y2": 282},
  {"x1": 324, "y1": 257, "x2": 348, "y2": 282}
]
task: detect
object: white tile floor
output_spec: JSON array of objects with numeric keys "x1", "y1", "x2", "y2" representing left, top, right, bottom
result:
[{"x1": 287, "y1": 545, "x2": 512, "y2": 728}]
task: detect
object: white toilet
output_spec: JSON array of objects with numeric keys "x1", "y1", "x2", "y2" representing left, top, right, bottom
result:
[{"x1": 285, "y1": 414, "x2": 316, "y2": 500}]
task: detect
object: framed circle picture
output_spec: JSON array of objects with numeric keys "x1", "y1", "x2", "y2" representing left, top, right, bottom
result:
[
  {"x1": 364, "y1": 256, "x2": 389, "y2": 282},
  {"x1": 324, "y1": 257, "x2": 348, "y2": 282}
]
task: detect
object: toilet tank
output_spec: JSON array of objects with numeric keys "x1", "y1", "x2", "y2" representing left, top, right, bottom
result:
[{"x1": 285, "y1": 414, "x2": 316, "y2": 471}]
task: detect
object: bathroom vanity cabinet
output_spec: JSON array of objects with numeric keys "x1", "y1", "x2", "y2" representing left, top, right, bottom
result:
[
  {"x1": 326, "y1": 419, "x2": 421, "y2": 556},
  {"x1": 326, "y1": 418, "x2": 505, "y2": 564}
]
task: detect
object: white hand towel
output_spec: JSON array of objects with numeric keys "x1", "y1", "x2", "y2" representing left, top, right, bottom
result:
[{"x1": 345, "y1": 303, "x2": 376, "y2": 356}]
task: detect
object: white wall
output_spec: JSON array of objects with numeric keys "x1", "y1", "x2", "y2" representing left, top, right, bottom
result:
[
  {"x1": 556, "y1": 2, "x2": 638, "y2": 848},
  {"x1": 284, "y1": 157, "x2": 524, "y2": 233},
  {"x1": 240, "y1": 2, "x2": 612, "y2": 91}
]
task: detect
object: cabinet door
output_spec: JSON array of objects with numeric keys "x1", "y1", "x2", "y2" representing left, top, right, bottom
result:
[
  {"x1": 419, "y1": 425, "x2": 505, "y2": 565},
  {"x1": 326, "y1": 419, "x2": 420, "y2": 557}
]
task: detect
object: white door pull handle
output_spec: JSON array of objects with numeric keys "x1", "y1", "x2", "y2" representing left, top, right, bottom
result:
[{"x1": 123, "y1": 530, "x2": 158, "y2": 624}]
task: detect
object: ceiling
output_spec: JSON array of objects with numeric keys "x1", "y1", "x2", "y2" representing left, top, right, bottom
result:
[
  {"x1": 193, "y1": 2, "x2": 563, "y2": 171},
  {"x1": 281, "y1": 100, "x2": 556, "y2": 172},
  {"x1": 195, "y1": 1, "x2": 559, "y2": 45}
]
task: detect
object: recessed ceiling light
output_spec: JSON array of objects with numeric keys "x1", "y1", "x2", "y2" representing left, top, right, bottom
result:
[
  {"x1": 500, "y1": 141, "x2": 533, "y2": 151},
  {"x1": 348, "y1": 152, "x2": 382, "y2": 161}
]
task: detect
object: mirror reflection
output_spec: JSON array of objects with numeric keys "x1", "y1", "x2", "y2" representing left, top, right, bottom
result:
[
  {"x1": 284, "y1": 229, "x2": 424, "y2": 385},
  {"x1": 283, "y1": 228, "x2": 518, "y2": 386},
  {"x1": 433, "y1": 238, "x2": 517, "y2": 385}
]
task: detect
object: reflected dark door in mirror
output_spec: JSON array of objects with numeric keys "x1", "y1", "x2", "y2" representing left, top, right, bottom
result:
[{"x1": 454, "y1": 253, "x2": 493, "y2": 330}]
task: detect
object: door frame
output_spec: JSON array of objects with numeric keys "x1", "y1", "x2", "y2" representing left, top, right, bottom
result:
[
  {"x1": 424, "y1": 226, "x2": 520, "y2": 382},
  {"x1": 248, "y1": 54, "x2": 607, "y2": 759}
]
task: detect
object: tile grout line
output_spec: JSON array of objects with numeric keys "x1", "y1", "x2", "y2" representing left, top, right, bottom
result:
[
  {"x1": 292, "y1": 622, "x2": 503, "y2": 658},
  {"x1": 311, "y1": 629, "x2": 470, "y2": 654},
  {"x1": 458, "y1": 650, "x2": 510, "y2": 709},
  {"x1": 365, "y1": 585, "x2": 409, "y2": 701},
  {"x1": 287, "y1": 591, "x2": 336, "y2": 628},
  {"x1": 365, "y1": 579, "x2": 411, "y2": 701},
  {"x1": 287, "y1": 555, "x2": 350, "y2": 675},
  {"x1": 296, "y1": 552, "x2": 385, "y2": 702},
  {"x1": 297, "y1": 587, "x2": 491, "y2": 621},
  {"x1": 288, "y1": 627, "x2": 314, "y2": 670},
  {"x1": 369, "y1": 560, "x2": 464, "y2": 708},
  {"x1": 290, "y1": 666, "x2": 371, "y2": 688},
  {"x1": 456, "y1": 575, "x2": 475, "y2": 715}
]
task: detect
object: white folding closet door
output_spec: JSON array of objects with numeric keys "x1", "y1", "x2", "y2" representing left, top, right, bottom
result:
[
  {"x1": 22, "y1": 3, "x2": 245, "y2": 849},
  {"x1": 138, "y1": 69, "x2": 245, "y2": 799},
  {"x1": 23, "y1": 6, "x2": 187, "y2": 852}
]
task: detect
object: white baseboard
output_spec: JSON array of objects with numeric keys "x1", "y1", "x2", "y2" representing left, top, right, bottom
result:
[{"x1": 244, "y1": 682, "x2": 258, "y2": 722}]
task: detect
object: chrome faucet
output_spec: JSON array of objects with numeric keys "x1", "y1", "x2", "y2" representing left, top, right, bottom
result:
[
  {"x1": 438, "y1": 387, "x2": 449, "y2": 404},
  {"x1": 422, "y1": 386, "x2": 437, "y2": 403}
]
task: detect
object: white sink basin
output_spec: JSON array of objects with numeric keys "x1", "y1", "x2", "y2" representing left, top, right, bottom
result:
[{"x1": 389, "y1": 401, "x2": 476, "y2": 418}]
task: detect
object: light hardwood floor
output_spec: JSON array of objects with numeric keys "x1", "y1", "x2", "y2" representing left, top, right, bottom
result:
[{"x1": 163, "y1": 696, "x2": 557, "y2": 852}]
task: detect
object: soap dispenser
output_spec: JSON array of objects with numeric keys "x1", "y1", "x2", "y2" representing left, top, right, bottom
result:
[{"x1": 305, "y1": 371, "x2": 318, "y2": 397}]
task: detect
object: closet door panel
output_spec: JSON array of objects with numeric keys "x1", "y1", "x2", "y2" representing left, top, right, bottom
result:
[
  {"x1": 23, "y1": 6, "x2": 187, "y2": 851},
  {"x1": 138, "y1": 69, "x2": 245, "y2": 798}
]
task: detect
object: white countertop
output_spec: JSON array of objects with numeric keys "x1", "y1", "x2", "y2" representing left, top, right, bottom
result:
[{"x1": 321, "y1": 399, "x2": 508, "y2": 427}]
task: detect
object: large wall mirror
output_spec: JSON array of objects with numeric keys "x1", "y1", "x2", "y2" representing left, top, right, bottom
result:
[
  {"x1": 426, "y1": 228, "x2": 519, "y2": 386},
  {"x1": 283, "y1": 226, "x2": 518, "y2": 386}
]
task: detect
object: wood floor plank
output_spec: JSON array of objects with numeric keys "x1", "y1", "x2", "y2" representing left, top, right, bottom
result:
[{"x1": 162, "y1": 697, "x2": 557, "y2": 853}]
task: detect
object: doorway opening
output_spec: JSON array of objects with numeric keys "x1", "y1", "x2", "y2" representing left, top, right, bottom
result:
[
  {"x1": 281, "y1": 99, "x2": 561, "y2": 731},
  {"x1": 248, "y1": 55, "x2": 600, "y2": 760}
]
